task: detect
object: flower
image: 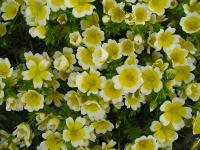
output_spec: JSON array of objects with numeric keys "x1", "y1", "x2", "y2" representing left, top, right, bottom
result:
[
  {"x1": 0, "y1": 58, "x2": 13, "y2": 79},
  {"x1": 185, "y1": 82, "x2": 200, "y2": 101},
  {"x1": 125, "y1": 90, "x2": 145, "y2": 110},
  {"x1": 125, "y1": 54, "x2": 138, "y2": 65},
  {"x1": 80, "y1": 11, "x2": 99, "y2": 30},
  {"x1": 171, "y1": 64, "x2": 195, "y2": 84},
  {"x1": 178, "y1": 37, "x2": 197, "y2": 55},
  {"x1": 21, "y1": 90, "x2": 44, "y2": 112},
  {"x1": 102, "y1": 140, "x2": 116, "y2": 150},
  {"x1": 0, "y1": 79, "x2": 5, "y2": 99},
  {"x1": 64, "y1": 90, "x2": 82, "y2": 112},
  {"x1": 92, "y1": 46, "x2": 108, "y2": 68},
  {"x1": 63, "y1": 117, "x2": 90, "y2": 147},
  {"x1": 150, "y1": 121, "x2": 178, "y2": 143},
  {"x1": 53, "y1": 47, "x2": 76, "y2": 72},
  {"x1": 25, "y1": 0, "x2": 50, "y2": 26},
  {"x1": 154, "y1": 27, "x2": 179, "y2": 51},
  {"x1": 119, "y1": 39, "x2": 135, "y2": 56},
  {"x1": 102, "y1": 0, "x2": 117, "y2": 14},
  {"x1": 193, "y1": 112, "x2": 200, "y2": 135},
  {"x1": 131, "y1": 3, "x2": 152, "y2": 25},
  {"x1": 39, "y1": 131, "x2": 65, "y2": 150},
  {"x1": 1, "y1": 0, "x2": 19, "y2": 21},
  {"x1": 152, "y1": 59, "x2": 168, "y2": 72},
  {"x1": 133, "y1": 135, "x2": 158, "y2": 150},
  {"x1": 29, "y1": 26, "x2": 47, "y2": 39},
  {"x1": 100, "y1": 79, "x2": 123, "y2": 104},
  {"x1": 22, "y1": 60, "x2": 52, "y2": 88},
  {"x1": 113, "y1": 64, "x2": 143, "y2": 93},
  {"x1": 180, "y1": 13, "x2": 200, "y2": 34},
  {"x1": 67, "y1": 72, "x2": 79, "y2": 88},
  {"x1": 0, "y1": 23, "x2": 7, "y2": 37},
  {"x1": 92, "y1": 119, "x2": 114, "y2": 134},
  {"x1": 47, "y1": 0, "x2": 67, "y2": 12},
  {"x1": 108, "y1": 5, "x2": 125, "y2": 23},
  {"x1": 167, "y1": 45, "x2": 188, "y2": 66},
  {"x1": 148, "y1": 0, "x2": 171, "y2": 16},
  {"x1": 81, "y1": 100, "x2": 105, "y2": 121},
  {"x1": 69, "y1": 31, "x2": 82, "y2": 47},
  {"x1": 66, "y1": 0, "x2": 96, "y2": 18},
  {"x1": 46, "y1": 117, "x2": 60, "y2": 132},
  {"x1": 76, "y1": 70, "x2": 105, "y2": 95},
  {"x1": 6, "y1": 97, "x2": 23, "y2": 111},
  {"x1": 102, "y1": 39, "x2": 122, "y2": 60},
  {"x1": 45, "y1": 90, "x2": 64, "y2": 107},
  {"x1": 160, "y1": 98, "x2": 192, "y2": 130},
  {"x1": 183, "y1": 1, "x2": 200, "y2": 14},
  {"x1": 82, "y1": 26, "x2": 104, "y2": 47},
  {"x1": 141, "y1": 66, "x2": 163, "y2": 95}
]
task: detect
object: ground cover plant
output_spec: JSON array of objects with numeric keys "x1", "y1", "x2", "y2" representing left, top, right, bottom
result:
[{"x1": 0, "y1": 0, "x2": 200, "y2": 149}]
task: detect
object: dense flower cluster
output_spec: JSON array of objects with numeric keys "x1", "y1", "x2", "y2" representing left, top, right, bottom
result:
[{"x1": 0, "y1": 0, "x2": 200, "y2": 150}]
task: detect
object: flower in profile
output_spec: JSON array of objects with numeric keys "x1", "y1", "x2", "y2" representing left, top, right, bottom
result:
[
  {"x1": 131, "y1": 3, "x2": 152, "y2": 25},
  {"x1": 69, "y1": 31, "x2": 82, "y2": 47},
  {"x1": 125, "y1": 54, "x2": 138, "y2": 65},
  {"x1": 102, "y1": 0, "x2": 117, "y2": 14},
  {"x1": 64, "y1": 90, "x2": 82, "y2": 112},
  {"x1": 148, "y1": 0, "x2": 171, "y2": 16},
  {"x1": 0, "y1": 79, "x2": 5, "y2": 100},
  {"x1": 38, "y1": 131, "x2": 65, "y2": 150},
  {"x1": 150, "y1": 121, "x2": 178, "y2": 144},
  {"x1": 92, "y1": 46, "x2": 108, "y2": 68},
  {"x1": 125, "y1": 90, "x2": 145, "y2": 110},
  {"x1": 100, "y1": 79, "x2": 123, "y2": 104},
  {"x1": 113, "y1": 64, "x2": 143, "y2": 93},
  {"x1": 160, "y1": 98, "x2": 192, "y2": 130},
  {"x1": 62, "y1": 117, "x2": 91, "y2": 147},
  {"x1": 22, "y1": 60, "x2": 52, "y2": 88},
  {"x1": 141, "y1": 66, "x2": 163, "y2": 95},
  {"x1": 80, "y1": 11, "x2": 99, "y2": 30},
  {"x1": 119, "y1": 39, "x2": 135, "y2": 56},
  {"x1": 45, "y1": 90, "x2": 64, "y2": 107},
  {"x1": 185, "y1": 82, "x2": 200, "y2": 101},
  {"x1": 154, "y1": 27, "x2": 179, "y2": 51},
  {"x1": 29, "y1": 26, "x2": 47, "y2": 39},
  {"x1": 180, "y1": 13, "x2": 200, "y2": 34},
  {"x1": 66, "y1": 0, "x2": 96, "y2": 18},
  {"x1": 22, "y1": 90, "x2": 44, "y2": 112},
  {"x1": 0, "y1": 23, "x2": 7, "y2": 37},
  {"x1": 178, "y1": 37, "x2": 197, "y2": 55},
  {"x1": 82, "y1": 26, "x2": 104, "y2": 47},
  {"x1": 102, "y1": 140, "x2": 116, "y2": 150},
  {"x1": 47, "y1": 0, "x2": 67, "y2": 12},
  {"x1": 1, "y1": 0, "x2": 19, "y2": 21},
  {"x1": 171, "y1": 64, "x2": 195, "y2": 84},
  {"x1": 81, "y1": 100, "x2": 105, "y2": 121},
  {"x1": 0, "y1": 58, "x2": 13, "y2": 79},
  {"x1": 193, "y1": 112, "x2": 200, "y2": 135},
  {"x1": 183, "y1": 0, "x2": 200, "y2": 14},
  {"x1": 102, "y1": 39, "x2": 122, "y2": 60},
  {"x1": 152, "y1": 59, "x2": 168, "y2": 72},
  {"x1": 108, "y1": 4, "x2": 125, "y2": 23},
  {"x1": 92, "y1": 119, "x2": 114, "y2": 134},
  {"x1": 76, "y1": 70, "x2": 105, "y2": 95},
  {"x1": 6, "y1": 97, "x2": 23, "y2": 111},
  {"x1": 132, "y1": 135, "x2": 158, "y2": 150}
]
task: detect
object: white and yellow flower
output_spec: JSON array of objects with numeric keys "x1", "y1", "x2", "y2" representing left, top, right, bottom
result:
[
  {"x1": 180, "y1": 13, "x2": 200, "y2": 34},
  {"x1": 0, "y1": 58, "x2": 13, "y2": 78},
  {"x1": 193, "y1": 112, "x2": 200, "y2": 135},
  {"x1": 63, "y1": 117, "x2": 91, "y2": 147},
  {"x1": 64, "y1": 90, "x2": 82, "y2": 112},
  {"x1": 0, "y1": 79, "x2": 5, "y2": 99},
  {"x1": 125, "y1": 54, "x2": 138, "y2": 65},
  {"x1": 133, "y1": 135, "x2": 158, "y2": 150},
  {"x1": 47, "y1": 0, "x2": 67, "y2": 12},
  {"x1": 39, "y1": 131, "x2": 65, "y2": 150},
  {"x1": 119, "y1": 39, "x2": 135, "y2": 56},
  {"x1": 102, "y1": 140, "x2": 116, "y2": 150},
  {"x1": 81, "y1": 100, "x2": 105, "y2": 121},
  {"x1": 92, "y1": 46, "x2": 108, "y2": 68},
  {"x1": 141, "y1": 66, "x2": 163, "y2": 95},
  {"x1": 150, "y1": 121, "x2": 178, "y2": 144},
  {"x1": 24, "y1": 51, "x2": 43, "y2": 64},
  {"x1": 113, "y1": 64, "x2": 143, "y2": 93},
  {"x1": 22, "y1": 60, "x2": 52, "y2": 88},
  {"x1": 46, "y1": 117, "x2": 60, "y2": 132},
  {"x1": 102, "y1": 0, "x2": 117, "y2": 14},
  {"x1": 148, "y1": 0, "x2": 172, "y2": 16},
  {"x1": 183, "y1": 0, "x2": 200, "y2": 14},
  {"x1": 82, "y1": 26, "x2": 104, "y2": 47},
  {"x1": 131, "y1": 3, "x2": 152, "y2": 25},
  {"x1": 100, "y1": 79, "x2": 123, "y2": 104},
  {"x1": 80, "y1": 11, "x2": 99, "y2": 30},
  {"x1": 29, "y1": 26, "x2": 47, "y2": 39},
  {"x1": 92, "y1": 119, "x2": 114, "y2": 134},
  {"x1": 185, "y1": 82, "x2": 200, "y2": 101},
  {"x1": 1, "y1": 0, "x2": 19, "y2": 21},
  {"x1": 125, "y1": 90, "x2": 145, "y2": 110},
  {"x1": 160, "y1": 98, "x2": 192, "y2": 130},
  {"x1": 6, "y1": 97, "x2": 23, "y2": 111},
  {"x1": 0, "y1": 23, "x2": 7, "y2": 37},
  {"x1": 154, "y1": 27, "x2": 179, "y2": 51},
  {"x1": 69, "y1": 31, "x2": 82, "y2": 47},
  {"x1": 108, "y1": 4, "x2": 125, "y2": 23},
  {"x1": 76, "y1": 70, "x2": 105, "y2": 95},
  {"x1": 45, "y1": 90, "x2": 64, "y2": 107},
  {"x1": 178, "y1": 37, "x2": 197, "y2": 55},
  {"x1": 21, "y1": 90, "x2": 44, "y2": 112},
  {"x1": 66, "y1": 0, "x2": 96, "y2": 18},
  {"x1": 67, "y1": 72, "x2": 79, "y2": 88},
  {"x1": 102, "y1": 39, "x2": 122, "y2": 60}
]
